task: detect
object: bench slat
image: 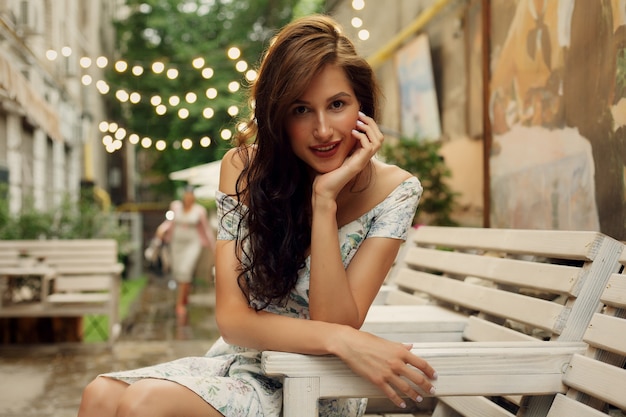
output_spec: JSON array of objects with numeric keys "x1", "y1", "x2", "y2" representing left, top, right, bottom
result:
[
  {"x1": 53, "y1": 275, "x2": 113, "y2": 292},
  {"x1": 583, "y1": 313, "x2": 626, "y2": 355},
  {"x1": 435, "y1": 396, "x2": 515, "y2": 417},
  {"x1": 561, "y1": 353, "x2": 626, "y2": 410},
  {"x1": 394, "y1": 269, "x2": 566, "y2": 333},
  {"x1": 46, "y1": 293, "x2": 110, "y2": 303},
  {"x1": 601, "y1": 273, "x2": 626, "y2": 308},
  {"x1": 407, "y1": 247, "x2": 580, "y2": 295},
  {"x1": 412, "y1": 226, "x2": 604, "y2": 261},
  {"x1": 462, "y1": 316, "x2": 537, "y2": 342},
  {"x1": 546, "y1": 394, "x2": 608, "y2": 417}
]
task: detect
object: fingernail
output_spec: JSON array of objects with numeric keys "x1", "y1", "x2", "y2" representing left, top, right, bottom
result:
[
  {"x1": 358, "y1": 111, "x2": 366, "y2": 117},
  {"x1": 416, "y1": 395, "x2": 423, "y2": 403},
  {"x1": 351, "y1": 129, "x2": 360, "y2": 134},
  {"x1": 399, "y1": 401, "x2": 406, "y2": 409},
  {"x1": 432, "y1": 371, "x2": 439, "y2": 380},
  {"x1": 430, "y1": 387, "x2": 437, "y2": 395},
  {"x1": 356, "y1": 120, "x2": 365, "y2": 126}
]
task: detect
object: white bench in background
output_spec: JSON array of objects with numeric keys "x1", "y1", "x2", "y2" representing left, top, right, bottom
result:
[{"x1": 0, "y1": 239, "x2": 124, "y2": 344}]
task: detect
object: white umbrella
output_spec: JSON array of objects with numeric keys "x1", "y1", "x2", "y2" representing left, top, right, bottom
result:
[{"x1": 169, "y1": 159, "x2": 222, "y2": 199}]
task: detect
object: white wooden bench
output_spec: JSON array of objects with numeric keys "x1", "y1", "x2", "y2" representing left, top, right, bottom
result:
[
  {"x1": 261, "y1": 227, "x2": 624, "y2": 417},
  {"x1": 542, "y1": 247, "x2": 626, "y2": 417},
  {"x1": 0, "y1": 239, "x2": 124, "y2": 344}
]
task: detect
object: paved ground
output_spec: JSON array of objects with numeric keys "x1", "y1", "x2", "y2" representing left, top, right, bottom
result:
[
  {"x1": 0, "y1": 274, "x2": 432, "y2": 417},
  {"x1": 0, "y1": 275, "x2": 219, "y2": 417}
]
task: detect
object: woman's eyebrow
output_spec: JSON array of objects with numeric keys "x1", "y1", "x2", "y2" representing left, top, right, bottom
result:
[{"x1": 292, "y1": 92, "x2": 352, "y2": 106}]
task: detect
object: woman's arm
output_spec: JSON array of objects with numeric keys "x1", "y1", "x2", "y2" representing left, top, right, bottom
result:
[
  {"x1": 215, "y1": 237, "x2": 436, "y2": 408},
  {"x1": 216, "y1": 147, "x2": 436, "y2": 408},
  {"x1": 308, "y1": 112, "x2": 394, "y2": 326}
]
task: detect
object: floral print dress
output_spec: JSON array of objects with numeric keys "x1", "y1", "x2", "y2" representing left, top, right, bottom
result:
[{"x1": 102, "y1": 176, "x2": 422, "y2": 417}]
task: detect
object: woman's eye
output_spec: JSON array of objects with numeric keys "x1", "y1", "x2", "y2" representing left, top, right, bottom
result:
[
  {"x1": 292, "y1": 106, "x2": 308, "y2": 115},
  {"x1": 330, "y1": 100, "x2": 344, "y2": 110}
]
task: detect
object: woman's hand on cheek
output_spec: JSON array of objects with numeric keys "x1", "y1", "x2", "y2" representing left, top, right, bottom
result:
[
  {"x1": 312, "y1": 112, "x2": 384, "y2": 201},
  {"x1": 346, "y1": 111, "x2": 383, "y2": 171}
]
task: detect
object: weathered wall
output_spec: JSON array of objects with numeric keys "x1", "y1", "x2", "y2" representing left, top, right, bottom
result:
[{"x1": 330, "y1": 0, "x2": 626, "y2": 239}]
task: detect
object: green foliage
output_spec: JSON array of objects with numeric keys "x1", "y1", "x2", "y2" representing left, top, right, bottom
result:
[
  {"x1": 109, "y1": 0, "x2": 325, "y2": 197},
  {"x1": 381, "y1": 137, "x2": 459, "y2": 226},
  {"x1": 0, "y1": 188, "x2": 132, "y2": 256}
]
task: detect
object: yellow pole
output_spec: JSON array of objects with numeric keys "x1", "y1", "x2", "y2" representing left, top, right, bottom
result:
[{"x1": 366, "y1": 0, "x2": 454, "y2": 69}]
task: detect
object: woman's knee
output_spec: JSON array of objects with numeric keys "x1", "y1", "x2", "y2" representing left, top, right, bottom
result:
[{"x1": 79, "y1": 376, "x2": 127, "y2": 416}]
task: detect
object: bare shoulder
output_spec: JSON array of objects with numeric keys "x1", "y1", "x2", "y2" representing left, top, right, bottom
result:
[
  {"x1": 219, "y1": 146, "x2": 255, "y2": 195},
  {"x1": 372, "y1": 159, "x2": 415, "y2": 194}
]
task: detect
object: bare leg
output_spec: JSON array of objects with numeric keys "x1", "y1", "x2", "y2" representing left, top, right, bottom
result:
[
  {"x1": 77, "y1": 376, "x2": 129, "y2": 417},
  {"x1": 78, "y1": 376, "x2": 224, "y2": 417},
  {"x1": 176, "y1": 282, "x2": 191, "y2": 325},
  {"x1": 119, "y1": 378, "x2": 223, "y2": 417}
]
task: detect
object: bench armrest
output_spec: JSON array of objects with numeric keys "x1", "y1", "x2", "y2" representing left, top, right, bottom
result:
[{"x1": 262, "y1": 341, "x2": 586, "y2": 417}]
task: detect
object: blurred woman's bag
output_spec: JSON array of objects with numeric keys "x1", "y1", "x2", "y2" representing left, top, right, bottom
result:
[{"x1": 145, "y1": 237, "x2": 171, "y2": 274}]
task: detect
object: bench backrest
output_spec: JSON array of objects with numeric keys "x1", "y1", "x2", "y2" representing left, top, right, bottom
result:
[
  {"x1": 544, "y1": 247, "x2": 626, "y2": 417},
  {"x1": 390, "y1": 226, "x2": 623, "y2": 343},
  {"x1": 388, "y1": 227, "x2": 623, "y2": 417}
]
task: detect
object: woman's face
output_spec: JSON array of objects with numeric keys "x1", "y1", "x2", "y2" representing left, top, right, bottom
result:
[{"x1": 284, "y1": 64, "x2": 360, "y2": 174}]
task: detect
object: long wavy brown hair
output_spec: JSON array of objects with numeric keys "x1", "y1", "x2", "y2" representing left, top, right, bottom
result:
[{"x1": 229, "y1": 14, "x2": 381, "y2": 310}]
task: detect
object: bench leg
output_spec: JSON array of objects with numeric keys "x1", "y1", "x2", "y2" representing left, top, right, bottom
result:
[{"x1": 283, "y1": 377, "x2": 319, "y2": 417}]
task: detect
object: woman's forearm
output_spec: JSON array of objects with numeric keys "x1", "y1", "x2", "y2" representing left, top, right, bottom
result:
[
  {"x1": 308, "y1": 193, "x2": 360, "y2": 327},
  {"x1": 217, "y1": 303, "x2": 353, "y2": 355}
]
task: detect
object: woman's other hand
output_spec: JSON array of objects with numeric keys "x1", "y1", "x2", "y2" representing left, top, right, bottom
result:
[{"x1": 330, "y1": 326, "x2": 437, "y2": 409}]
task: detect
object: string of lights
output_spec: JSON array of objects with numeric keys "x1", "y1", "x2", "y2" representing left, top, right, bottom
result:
[{"x1": 43, "y1": 0, "x2": 369, "y2": 153}]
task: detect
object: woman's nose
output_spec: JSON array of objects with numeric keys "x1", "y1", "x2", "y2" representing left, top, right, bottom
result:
[{"x1": 313, "y1": 114, "x2": 333, "y2": 141}]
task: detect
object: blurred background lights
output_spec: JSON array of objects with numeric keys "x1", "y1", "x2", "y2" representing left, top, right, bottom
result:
[
  {"x1": 185, "y1": 92, "x2": 197, "y2": 103},
  {"x1": 220, "y1": 128, "x2": 232, "y2": 140},
  {"x1": 150, "y1": 95, "x2": 162, "y2": 106},
  {"x1": 178, "y1": 108, "x2": 190, "y2": 119},
  {"x1": 228, "y1": 81, "x2": 240, "y2": 92},
  {"x1": 129, "y1": 92, "x2": 141, "y2": 103},
  {"x1": 81, "y1": 75, "x2": 92, "y2": 86},
  {"x1": 131, "y1": 65, "x2": 144, "y2": 76},
  {"x1": 45, "y1": 50, "x2": 57, "y2": 60},
  {"x1": 227, "y1": 105, "x2": 239, "y2": 116},
  {"x1": 155, "y1": 104, "x2": 167, "y2": 115},
  {"x1": 166, "y1": 68, "x2": 179, "y2": 79},
  {"x1": 169, "y1": 95, "x2": 180, "y2": 106},
  {"x1": 61, "y1": 46, "x2": 72, "y2": 57},
  {"x1": 128, "y1": 133, "x2": 140, "y2": 144},
  {"x1": 358, "y1": 29, "x2": 370, "y2": 40},
  {"x1": 141, "y1": 137, "x2": 153, "y2": 148},
  {"x1": 351, "y1": 17, "x2": 363, "y2": 28},
  {"x1": 200, "y1": 136, "x2": 211, "y2": 147},
  {"x1": 115, "y1": 60, "x2": 128, "y2": 72},
  {"x1": 227, "y1": 47, "x2": 241, "y2": 60},
  {"x1": 205, "y1": 87, "x2": 217, "y2": 99},
  {"x1": 235, "y1": 60, "x2": 248, "y2": 72},
  {"x1": 192, "y1": 57, "x2": 205, "y2": 69},
  {"x1": 245, "y1": 69, "x2": 257, "y2": 81},
  {"x1": 201, "y1": 67, "x2": 214, "y2": 79},
  {"x1": 114, "y1": 128, "x2": 126, "y2": 140},
  {"x1": 96, "y1": 56, "x2": 108, "y2": 68},
  {"x1": 155, "y1": 139, "x2": 167, "y2": 151},
  {"x1": 352, "y1": 0, "x2": 365, "y2": 10},
  {"x1": 181, "y1": 138, "x2": 193, "y2": 149},
  {"x1": 79, "y1": 57, "x2": 92, "y2": 68},
  {"x1": 152, "y1": 61, "x2": 165, "y2": 73},
  {"x1": 202, "y1": 107, "x2": 214, "y2": 119}
]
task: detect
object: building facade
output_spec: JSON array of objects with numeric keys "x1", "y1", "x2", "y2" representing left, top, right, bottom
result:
[{"x1": 0, "y1": 0, "x2": 118, "y2": 214}]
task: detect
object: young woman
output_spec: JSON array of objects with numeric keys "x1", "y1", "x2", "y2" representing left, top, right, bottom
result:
[{"x1": 77, "y1": 14, "x2": 436, "y2": 417}]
